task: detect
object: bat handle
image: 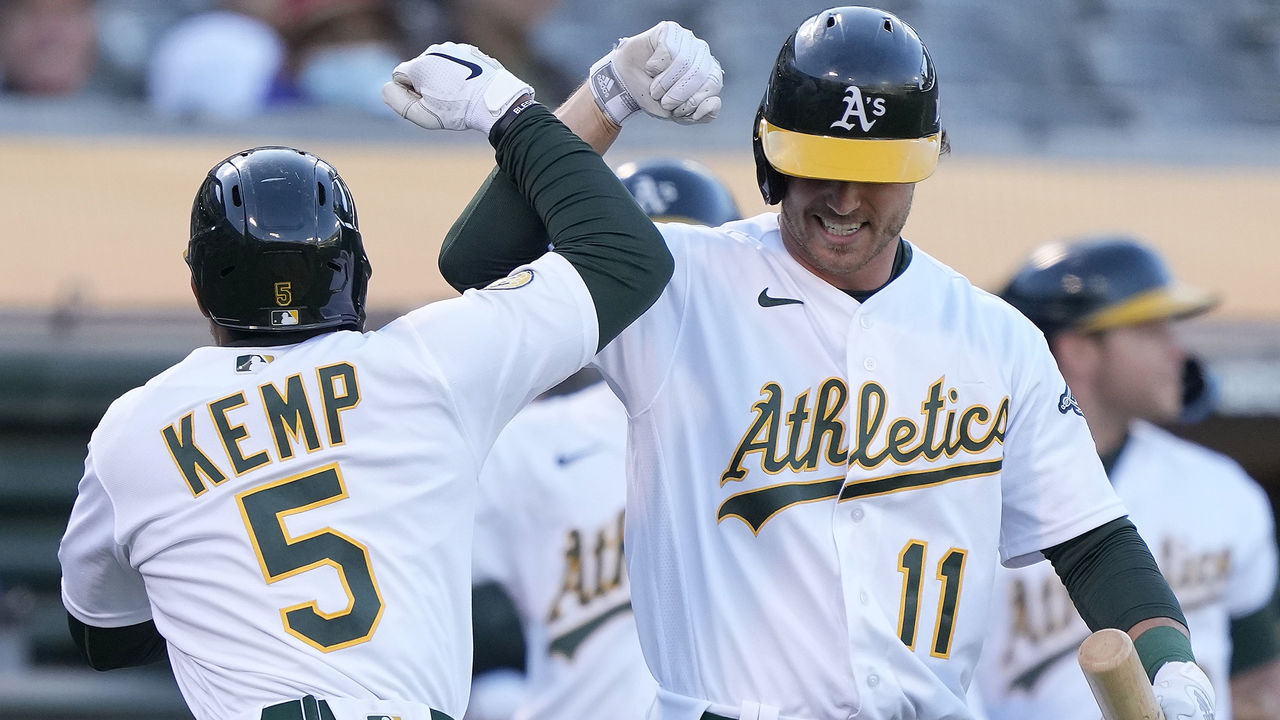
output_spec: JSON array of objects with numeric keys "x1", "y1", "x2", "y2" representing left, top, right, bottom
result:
[{"x1": 1078, "y1": 628, "x2": 1166, "y2": 720}]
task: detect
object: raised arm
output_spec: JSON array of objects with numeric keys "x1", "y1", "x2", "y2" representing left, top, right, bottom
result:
[
  {"x1": 436, "y1": 22, "x2": 722, "y2": 293},
  {"x1": 384, "y1": 42, "x2": 674, "y2": 349}
]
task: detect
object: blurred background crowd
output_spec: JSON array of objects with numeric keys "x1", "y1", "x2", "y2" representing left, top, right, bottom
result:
[
  {"x1": 2, "y1": 1, "x2": 1279, "y2": 719},
  {"x1": 2, "y1": 0, "x2": 1280, "y2": 157}
]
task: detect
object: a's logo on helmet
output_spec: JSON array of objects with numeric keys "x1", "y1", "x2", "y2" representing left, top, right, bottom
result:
[
  {"x1": 831, "y1": 86, "x2": 886, "y2": 133},
  {"x1": 628, "y1": 175, "x2": 678, "y2": 216},
  {"x1": 1058, "y1": 384, "x2": 1084, "y2": 416},
  {"x1": 274, "y1": 282, "x2": 293, "y2": 306},
  {"x1": 271, "y1": 309, "x2": 300, "y2": 327},
  {"x1": 484, "y1": 269, "x2": 534, "y2": 290}
]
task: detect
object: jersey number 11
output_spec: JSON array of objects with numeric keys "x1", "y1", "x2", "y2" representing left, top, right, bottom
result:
[{"x1": 897, "y1": 540, "x2": 967, "y2": 659}]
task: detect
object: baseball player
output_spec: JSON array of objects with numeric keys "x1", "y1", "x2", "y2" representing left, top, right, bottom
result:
[
  {"x1": 435, "y1": 7, "x2": 1219, "y2": 720},
  {"x1": 54, "y1": 40, "x2": 711, "y2": 720},
  {"x1": 975, "y1": 237, "x2": 1280, "y2": 720},
  {"x1": 467, "y1": 160, "x2": 741, "y2": 720}
]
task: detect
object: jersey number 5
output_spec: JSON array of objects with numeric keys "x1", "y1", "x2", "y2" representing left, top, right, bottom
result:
[
  {"x1": 237, "y1": 463, "x2": 384, "y2": 651},
  {"x1": 897, "y1": 540, "x2": 967, "y2": 658}
]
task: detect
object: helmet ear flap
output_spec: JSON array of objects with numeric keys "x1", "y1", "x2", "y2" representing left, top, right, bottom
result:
[{"x1": 752, "y1": 110, "x2": 787, "y2": 205}]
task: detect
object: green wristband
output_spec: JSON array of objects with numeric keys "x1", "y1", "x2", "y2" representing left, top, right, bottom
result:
[{"x1": 1133, "y1": 625, "x2": 1197, "y2": 681}]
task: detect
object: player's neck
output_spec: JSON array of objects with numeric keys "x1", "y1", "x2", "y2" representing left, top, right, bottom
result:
[
  {"x1": 210, "y1": 323, "x2": 334, "y2": 347},
  {"x1": 1086, "y1": 410, "x2": 1130, "y2": 458}
]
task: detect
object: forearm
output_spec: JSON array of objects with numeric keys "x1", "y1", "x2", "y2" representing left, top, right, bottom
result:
[
  {"x1": 1045, "y1": 517, "x2": 1194, "y2": 679},
  {"x1": 438, "y1": 89, "x2": 623, "y2": 293},
  {"x1": 68, "y1": 613, "x2": 167, "y2": 670},
  {"x1": 556, "y1": 83, "x2": 622, "y2": 154},
  {"x1": 448, "y1": 102, "x2": 670, "y2": 349}
]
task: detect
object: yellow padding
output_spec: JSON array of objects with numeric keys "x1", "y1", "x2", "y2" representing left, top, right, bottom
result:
[{"x1": 759, "y1": 118, "x2": 940, "y2": 184}]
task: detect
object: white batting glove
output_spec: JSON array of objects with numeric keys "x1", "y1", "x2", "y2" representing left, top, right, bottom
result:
[
  {"x1": 1153, "y1": 661, "x2": 1216, "y2": 719},
  {"x1": 588, "y1": 21, "x2": 723, "y2": 126},
  {"x1": 382, "y1": 42, "x2": 533, "y2": 135}
]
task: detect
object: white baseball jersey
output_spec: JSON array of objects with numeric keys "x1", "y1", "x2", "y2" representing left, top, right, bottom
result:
[
  {"x1": 591, "y1": 214, "x2": 1127, "y2": 720},
  {"x1": 975, "y1": 420, "x2": 1278, "y2": 720},
  {"x1": 59, "y1": 253, "x2": 598, "y2": 720},
  {"x1": 473, "y1": 381, "x2": 657, "y2": 720}
]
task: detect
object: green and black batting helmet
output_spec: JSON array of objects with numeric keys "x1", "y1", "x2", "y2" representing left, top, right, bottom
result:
[
  {"x1": 615, "y1": 158, "x2": 741, "y2": 227},
  {"x1": 1000, "y1": 236, "x2": 1218, "y2": 340},
  {"x1": 753, "y1": 5, "x2": 942, "y2": 204},
  {"x1": 187, "y1": 146, "x2": 372, "y2": 333}
]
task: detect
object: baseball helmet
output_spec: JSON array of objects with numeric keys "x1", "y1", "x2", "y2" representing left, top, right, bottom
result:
[
  {"x1": 615, "y1": 158, "x2": 742, "y2": 226},
  {"x1": 187, "y1": 146, "x2": 372, "y2": 332},
  {"x1": 1000, "y1": 236, "x2": 1218, "y2": 339},
  {"x1": 753, "y1": 6, "x2": 942, "y2": 204}
]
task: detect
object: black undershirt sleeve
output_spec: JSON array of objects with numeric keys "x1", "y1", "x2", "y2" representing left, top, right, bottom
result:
[
  {"x1": 440, "y1": 103, "x2": 671, "y2": 351},
  {"x1": 1043, "y1": 517, "x2": 1187, "y2": 632},
  {"x1": 67, "y1": 613, "x2": 167, "y2": 670}
]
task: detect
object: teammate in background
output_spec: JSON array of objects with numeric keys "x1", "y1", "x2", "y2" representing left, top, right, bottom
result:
[
  {"x1": 466, "y1": 159, "x2": 741, "y2": 720},
  {"x1": 975, "y1": 236, "x2": 1280, "y2": 720},
  {"x1": 56, "y1": 40, "x2": 700, "y2": 720},
  {"x1": 432, "y1": 7, "x2": 1217, "y2": 720}
]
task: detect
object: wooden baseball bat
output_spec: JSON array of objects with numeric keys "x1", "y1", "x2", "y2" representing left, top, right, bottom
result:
[{"x1": 1078, "y1": 628, "x2": 1165, "y2": 720}]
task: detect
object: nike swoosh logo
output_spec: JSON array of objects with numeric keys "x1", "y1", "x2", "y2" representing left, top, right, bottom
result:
[
  {"x1": 425, "y1": 52, "x2": 482, "y2": 79},
  {"x1": 757, "y1": 288, "x2": 804, "y2": 307},
  {"x1": 556, "y1": 446, "x2": 601, "y2": 467}
]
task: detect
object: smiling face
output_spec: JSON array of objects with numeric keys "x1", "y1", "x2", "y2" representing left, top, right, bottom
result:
[{"x1": 777, "y1": 177, "x2": 915, "y2": 292}]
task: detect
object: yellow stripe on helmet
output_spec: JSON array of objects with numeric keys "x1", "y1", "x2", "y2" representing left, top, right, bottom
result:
[{"x1": 758, "y1": 118, "x2": 940, "y2": 184}]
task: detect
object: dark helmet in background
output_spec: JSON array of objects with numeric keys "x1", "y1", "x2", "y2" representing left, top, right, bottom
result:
[
  {"x1": 1001, "y1": 235, "x2": 1220, "y2": 422},
  {"x1": 615, "y1": 157, "x2": 742, "y2": 226},
  {"x1": 753, "y1": 6, "x2": 942, "y2": 204},
  {"x1": 187, "y1": 146, "x2": 372, "y2": 332},
  {"x1": 1000, "y1": 236, "x2": 1217, "y2": 340}
]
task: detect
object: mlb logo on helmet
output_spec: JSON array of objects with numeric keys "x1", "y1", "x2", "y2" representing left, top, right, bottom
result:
[{"x1": 272, "y1": 309, "x2": 300, "y2": 326}]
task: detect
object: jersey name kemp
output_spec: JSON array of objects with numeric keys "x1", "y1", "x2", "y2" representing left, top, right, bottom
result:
[
  {"x1": 160, "y1": 362, "x2": 360, "y2": 496},
  {"x1": 718, "y1": 376, "x2": 1009, "y2": 533}
]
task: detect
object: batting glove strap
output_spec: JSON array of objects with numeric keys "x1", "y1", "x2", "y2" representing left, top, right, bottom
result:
[
  {"x1": 588, "y1": 21, "x2": 723, "y2": 126},
  {"x1": 487, "y1": 95, "x2": 538, "y2": 147},
  {"x1": 383, "y1": 42, "x2": 534, "y2": 135},
  {"x1": 1152, "y1": 661, "x2": 1216, "y2": 720},
  {"x1": 588, "y1": 55, "x2": 641, "y2": 126}
]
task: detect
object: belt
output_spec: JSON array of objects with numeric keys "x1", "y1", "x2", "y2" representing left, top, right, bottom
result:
[
  {"x1": 260, "y1": 695, "x2": 455, "y2": 720},
  {"x1": 701, "y1": 714, "x2": 735, "y2": 720}
]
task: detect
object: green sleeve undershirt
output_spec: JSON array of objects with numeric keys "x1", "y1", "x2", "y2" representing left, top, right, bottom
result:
[
  {"x1": 1044, "y1": 517, "x2": 1194, "y2": 680},
  {"x1": 472, "y1": 581, "x2": 526, "y2": 676},
  {"x1": 1230, "y1": 590, "x2": 1280, "y2": 675},
  {"x1": 442, "y1": 103, "x2": 669, "y2": 351}
]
